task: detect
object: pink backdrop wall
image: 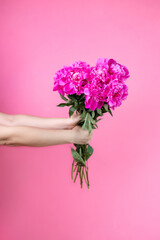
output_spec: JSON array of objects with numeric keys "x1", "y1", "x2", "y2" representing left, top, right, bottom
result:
[{"x1": 0, "y1": 0, "x2": 160, "y2": 239}]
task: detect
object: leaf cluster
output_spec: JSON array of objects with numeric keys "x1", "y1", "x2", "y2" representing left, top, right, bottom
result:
[
  {"x1": 57, "y1": 92, "x2": 113, "y2": 188},
  {"x1": 57, "y1": 93, "x2": 113, "y2": 134},
  {"x1": 71, "y1": 144, "x2": 94, "y2": 189}
]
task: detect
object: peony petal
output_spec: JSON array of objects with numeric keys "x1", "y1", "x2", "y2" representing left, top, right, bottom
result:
[
  {"x1": 53, "y1": 84, "x2": 58, "y2": 91},
  {"x1": 84, "y1": 88, "x2": 90, "y2": 95},
  {"x1": 64, "y1": 83, "x2": 73, "y2": 92},
  {"x1": 90, "y1": 98, "x2": 98, "y2": 111},
  {"x1": 108, "y1": 59, "x2": 116, "y2": 65},
  {"x1": 85, "y1": 96, "x2": 92, "y2": 108},
  {"x1": 97, "y1": 101, "x2": 104, "y2": 109},
  {"x1": 59, "y1": 88, "x2": 65, "y2": 96},
  {"x1": 96, "y1": 58, "x2": 105, "y2": 65},
  {"x1": 59, "y1": 79, "x2": 66, "y2": 86}
]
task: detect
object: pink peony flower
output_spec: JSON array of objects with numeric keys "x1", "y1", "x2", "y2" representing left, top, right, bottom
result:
[
  {"x1": 106, "y1": 79, "x2": 128, "y2": 110},
  {"x1": 84, "y1": 60, "x2": 129, "y2": 111},
  {"x1": 96, "y1": 58, "x2": 130, "y2": 82},
  {"x1": 84, "y1": 65, "x2": 110, "y2": 111},
  {"x1": 53, "y1": 61, "x2": 91, "y2": 96}
]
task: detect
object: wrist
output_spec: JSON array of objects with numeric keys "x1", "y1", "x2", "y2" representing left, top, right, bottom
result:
[
  {"x1": 53, "y1": 118, "x2": 71, "y2": 130},
  {"x1": 65, "y1": 129, "x2": 74, "y2": 143},
  {"x1": 65, "y1": 117, "x2": 73, "y2": 129}
]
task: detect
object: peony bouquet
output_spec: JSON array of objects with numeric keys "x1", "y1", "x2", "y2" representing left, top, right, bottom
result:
[{"x1": 53, "y1": 58, "x2": 130, "y2": 189}]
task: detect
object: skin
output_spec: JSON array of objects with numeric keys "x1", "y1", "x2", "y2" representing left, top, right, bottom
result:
[{"x1": 0, "y1": 112, "x2": 93, "y2": 147}]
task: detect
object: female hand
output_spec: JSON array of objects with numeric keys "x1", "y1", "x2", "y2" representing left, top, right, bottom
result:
[
  {"x1": 71, "y1": 125, "x2": 93, "y2": 145},
  {"x1": 67, "y1": 111, "x2": 82, "y2": 129}
]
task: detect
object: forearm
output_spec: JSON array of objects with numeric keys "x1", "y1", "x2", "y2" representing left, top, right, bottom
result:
[
  {"x1": 6, "y1": 126, "x2": 73, "y2": 147},
  {"x1": 11, "y1": 114, "x2": 71, "y2": 129}
]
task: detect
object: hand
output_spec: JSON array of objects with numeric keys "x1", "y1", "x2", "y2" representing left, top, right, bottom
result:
[
  {"x1": 71, "y1": 125, "x2": 93, "y2": 145},
  {"x1": 67, "y1": 111, "x2": 82, "y2": 130}
]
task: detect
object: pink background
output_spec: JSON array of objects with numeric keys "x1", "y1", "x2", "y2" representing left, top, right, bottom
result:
[{"x1": 0, "y1": 0, "x2": 160, "y2": 239}]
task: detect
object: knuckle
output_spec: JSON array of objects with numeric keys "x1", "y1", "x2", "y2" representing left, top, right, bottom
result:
[{"x1": 86, "y1": 139, "x2": 90, "y2": 144}]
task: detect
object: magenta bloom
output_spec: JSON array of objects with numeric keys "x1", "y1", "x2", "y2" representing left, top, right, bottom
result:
[
  {"x1": 84, "y1": 58, "x2": 129, "y2": 111},
  {"x1": 84, "y1": 65, "x2": 110, "y2": 111},
  {"x1": 106, "y1": 79, "x2": 128, "y2": 110},
  {"x1": 96, "y1": 58, "x2": 130, "y2": 81},
  {"x1": 53, "y1": 61, "x2": 91, "y2": 96}
]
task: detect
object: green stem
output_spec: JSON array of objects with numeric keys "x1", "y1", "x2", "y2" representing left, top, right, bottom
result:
[{"x1": 71, "y1": 159, "x2": 74, "y2": 180}]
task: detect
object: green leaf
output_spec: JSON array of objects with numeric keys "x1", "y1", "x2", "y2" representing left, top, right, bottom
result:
[
  {"x1": 82, "y1": 121, "x2": 88, "y2": 130},
  {"x1": 96, "y1": 118, "x2": 102, "y2": 122},
  {"x1": 91, "y1": 111, "x2": 95, "y2": 118},
  {"x1": 71, "y1": 148, "x2": 86, "y2": 166},
  {"x1": 82, "y1": 113, "x2": 94, "y2": 133},
  {"x1": 81, "y1": 109, "x2": 86, "y2": 120},
  {"x1": 73, "y1": 101, "x2": 78, "y2": 108},
  {"x1": 97, "y1": 108, "x2": 103, "y2": 116},
  {"x1": 57, "y1": 103, "x2": 67, "y2": 107},
  {"x1": 57, "y1": 101, "x2": 73, "y2": 107},
  {"x1": 66, "y1": 101, "x2": 73, "y2": 106},
  {"x1": 103, "y1": 104, "x2": 113, "y2": 116},
  {"x1": 74, "y1": 143, "x2": 80, "y2": 148},
  {"x1": 88, "y1": 113, "x2": 96, "y2": 124},
  {"x1": 86, "y1": 144, "x2": 94, "y2": 160},
  {"x1": 88, "y1": 120, "x2": 92, "y2": 134},
  {"x1": 67, "y1": 94, "x2": 76, "y2": 100},
  {"x1": 108, "y1": 105, "x2": 113, "y2": 117},
  {"x1": 82, "y1": 113, "x2": 90, "y2": 130},
  {"x1": 59, "y1": 93, "x2": 68, "y2": 102},
  {"x1": 69, "y1": 106, "x2": 76, "y2": 117},
  {"x1": 103, "y1": 104, "x2": 109, "y2": 112},
  {"x1": 79, "y1": 94, "x2": 85, "y2": 101},
  {"x1": 102, "y1": 106, "x2": 107, "y2": 113}
]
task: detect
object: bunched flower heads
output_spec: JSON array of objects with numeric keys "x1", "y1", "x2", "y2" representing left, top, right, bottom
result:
[
  {"x1": 53, "y1": 61, "x2": 91, "y2": 96},
  {"x1": 53, "y1": 58, "x2": 129, "y2": 111},
  {"x1": 53, "y1": 58, "x2": 130, "y2": 188},
  {"x1": 83, "y1": 58, "x2": 129, "y2": 111}
]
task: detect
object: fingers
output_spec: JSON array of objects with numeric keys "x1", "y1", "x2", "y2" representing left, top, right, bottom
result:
[
  {"x1": 71, "y1": 125, "x2": 94, "y2": 145},
  {"x1": 72, "y1": 111, "x2": 81, "y2": 118},
  {"x1": 83, "y1": 128, "x2": 94, "y2": 144},
  {"x1": 71, "y1": 112, "x2": 81, "y2": 123}
]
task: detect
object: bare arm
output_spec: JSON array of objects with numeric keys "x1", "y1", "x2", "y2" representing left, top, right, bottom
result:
[
  {"x1": 0, "y1": 125, "x2": 93, "y2": 147},
  {"x1": 0, "y1": 112, "x2": 81, "y2": 130}
]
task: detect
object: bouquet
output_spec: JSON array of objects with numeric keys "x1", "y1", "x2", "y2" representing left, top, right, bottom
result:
[{"x1": 53, "y1": 58, "x2": 130, "y2": 188}]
